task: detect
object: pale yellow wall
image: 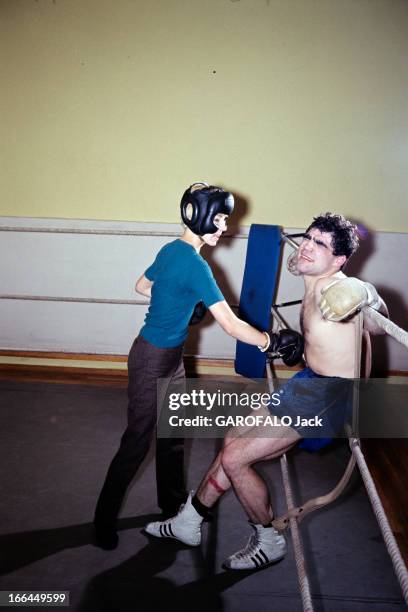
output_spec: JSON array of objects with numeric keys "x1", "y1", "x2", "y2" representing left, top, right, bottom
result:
[{"x1": 1, "y1": 0, "x2": 407, "y2": 231}]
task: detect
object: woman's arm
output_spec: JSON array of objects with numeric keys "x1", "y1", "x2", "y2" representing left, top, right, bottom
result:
[
  {"x1": 135, "y1": 274, "x2": 153, "y2": 298},
  {"x1": 209, "y1": 300, "x2": 268, "y2": 348}
]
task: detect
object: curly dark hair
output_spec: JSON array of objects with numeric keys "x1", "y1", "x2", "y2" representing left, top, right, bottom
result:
[{"x1": 306, "y1": 212, "x2": 359, "y2": 260}]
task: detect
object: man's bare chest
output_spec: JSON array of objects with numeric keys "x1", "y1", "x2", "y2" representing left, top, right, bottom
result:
[{"x1": 300, "y1": 292, "x2": 316, "y2": 335}]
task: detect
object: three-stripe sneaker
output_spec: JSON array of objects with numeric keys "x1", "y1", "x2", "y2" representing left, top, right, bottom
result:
[
  {"x1": 223, "y1": 523, "x2": 286, "y2": 570},
  {"x1": 144, "y1": 492, "x2": 202, "y2": 546}
]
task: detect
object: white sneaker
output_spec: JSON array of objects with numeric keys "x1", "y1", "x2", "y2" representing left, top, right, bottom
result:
[
  {"x1": 144, "y1": 492, "x2": 203, "y2": 546},
  {"x1": 223, "y1": 523, "x2": 286, "y2": 570}
]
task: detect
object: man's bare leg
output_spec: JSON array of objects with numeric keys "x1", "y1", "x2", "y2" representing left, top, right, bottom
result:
[
  {"x1": 145, "y1": 415, "x2": 300, "y2": 568},
  {"x1": 194, "y1": 423, "x2": 300, "y2": 523},
  {"x1": 189, "y1": 420, "x2": 267, "y2": 509},
  {"x1": 193, "y1": 433, "x2": 236, "y2": 507},
  {"x1": 195, "y1": 421, "x2": 300, "y2": 570},
  {"x1": 144, "y1": 442, "x2": 233, "y2": 546},
  {"x1": 219, "y1": 431, "x2": 300, "y2": 524}
]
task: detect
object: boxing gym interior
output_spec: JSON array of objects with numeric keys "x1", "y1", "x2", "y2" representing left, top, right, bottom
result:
[{"x1": 0, "y1": 1, "x2": 407, "y2": 611}]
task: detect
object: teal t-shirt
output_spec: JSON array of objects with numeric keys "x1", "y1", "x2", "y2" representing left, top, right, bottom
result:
[{"x1": 139, "y1": 239, "x2": 225, "y2": 348}]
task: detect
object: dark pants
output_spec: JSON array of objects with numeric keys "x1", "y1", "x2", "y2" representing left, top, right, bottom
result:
[{"x1": 94, "y1": 335, "x2": 187, "y2": 527}]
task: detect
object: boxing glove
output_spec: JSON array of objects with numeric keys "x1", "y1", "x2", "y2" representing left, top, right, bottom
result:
[
  {"x1": 188, "y1": 301, "x2": 208, "y2": 325},
  {"x1": 267, "y1": 329, "x2": 304, "y2": 367},
  {"x1": 319, "y1": 277, "x2": 381, "y2": 322}
]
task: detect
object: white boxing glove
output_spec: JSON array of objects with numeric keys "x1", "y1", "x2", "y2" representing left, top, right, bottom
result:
[{"x1": 319, "y1": 277, "x2": 381, "y2": 322}]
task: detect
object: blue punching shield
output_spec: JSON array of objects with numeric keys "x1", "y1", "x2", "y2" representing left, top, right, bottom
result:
[{"x1": 235, "y1": 224, "x2": 282, "y2": 378}]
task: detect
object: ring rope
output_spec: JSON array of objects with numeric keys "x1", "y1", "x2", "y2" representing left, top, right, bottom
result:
[
  {"x1": 280, "y1": 452, "x2": 315, "y2": 612},
  {"x1": 266, "y1": 363, "x2": 315, "y2": 611},
  {"x1": 363, "y1": 308, "x2": 408, "y2": 349},
  {"x1": 350, "y1": 438, "x2": 408, "y2": 603}
]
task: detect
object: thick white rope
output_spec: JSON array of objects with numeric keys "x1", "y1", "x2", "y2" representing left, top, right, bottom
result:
[
  {"x1": 363, "y1": 308, "x2": 408, "y2": 349},
  {"x1": 280, "y1": 453, "x2": 315, "y2": 612},
  {"x1": 352, "y1": 313, "x2": 408, "y2": 604},
  {"x1": 267, "y1": 363, "x2": 315, "y2": 611},
  {"x1": 350, "y1": 438, "x2": 408, "y2": 604}
]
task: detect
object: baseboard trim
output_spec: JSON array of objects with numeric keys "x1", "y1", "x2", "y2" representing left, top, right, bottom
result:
[
  {"x1": 0, "y1": 350, "x2": 406, "y2": 386},
  {"x1": 0, "y1": 349, "x2": 302, "y2": 385}
]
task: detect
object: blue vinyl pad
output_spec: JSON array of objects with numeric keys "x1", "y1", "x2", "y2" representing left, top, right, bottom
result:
[{"x1": 235, "y1": 224, "x2": 281, "y2": 378}]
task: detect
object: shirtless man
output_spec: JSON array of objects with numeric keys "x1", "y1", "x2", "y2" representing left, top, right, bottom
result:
[{"x1": 144, "y1": 212, "x2": 387, "y2": 571}]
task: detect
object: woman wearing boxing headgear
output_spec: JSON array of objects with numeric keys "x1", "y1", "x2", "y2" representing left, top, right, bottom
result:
[{"x1": 93, "y1": 182, "x2": 303, "y2": 550}]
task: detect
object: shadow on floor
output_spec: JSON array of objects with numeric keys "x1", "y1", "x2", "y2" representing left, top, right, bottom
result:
[
  {"x1": 78, "y1": 533, "x2": 264, "y2": 612},
  {"x1": 0, "y1": 515, "x2": 159, "y2": 575}
]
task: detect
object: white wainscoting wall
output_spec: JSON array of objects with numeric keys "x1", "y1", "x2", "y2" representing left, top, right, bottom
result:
[{"x1": 0, "y1": 217, "x2": 406, "y2": 373}]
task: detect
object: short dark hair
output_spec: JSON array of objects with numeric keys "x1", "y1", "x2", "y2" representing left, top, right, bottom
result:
[{"x1": 306, "y1": 212, "x2": 359, "y2": 260}]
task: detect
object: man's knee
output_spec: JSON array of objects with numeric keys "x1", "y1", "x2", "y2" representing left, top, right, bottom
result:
[
  {"x1": 221, "y1": 443, "x2": 247, "y2": 477},
  {"x1": 264, "y1": 436, "x2": 299, "y2": 460}
]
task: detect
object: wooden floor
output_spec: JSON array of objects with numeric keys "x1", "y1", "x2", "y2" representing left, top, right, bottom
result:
[
  {"x1": 1, "y1": 363, "x2": 407, "y2": 566},
  {"x1": 361, "y1": 438, "x2": 408, "y2": 565}
]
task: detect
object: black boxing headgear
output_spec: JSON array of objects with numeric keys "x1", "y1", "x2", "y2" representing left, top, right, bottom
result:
[{"x1": 180, "y1": 183, "x2": 234, "y2": 236}]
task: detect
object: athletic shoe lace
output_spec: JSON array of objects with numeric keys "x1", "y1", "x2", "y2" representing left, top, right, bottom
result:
[
  {"x1": 235, "y1": 534, "x2": 260, "y2": 559},
  {"x1": 160, "y1": 503, "x2": 185, "y2": 526}
]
